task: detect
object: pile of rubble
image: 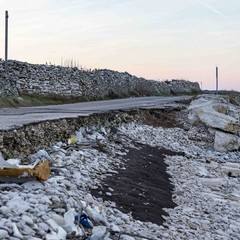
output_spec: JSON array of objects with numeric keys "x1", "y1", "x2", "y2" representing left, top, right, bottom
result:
[
  {"x1": 188, "y1": 94, "x2": 240, "y2": 152},
  {"x1": 0, "y1": 94, "x2": 239, "y2": 239}
]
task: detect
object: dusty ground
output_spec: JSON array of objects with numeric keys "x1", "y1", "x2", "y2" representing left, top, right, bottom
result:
[{"x1": 91, "y1": 143, "x2": 184, "y2": 225}]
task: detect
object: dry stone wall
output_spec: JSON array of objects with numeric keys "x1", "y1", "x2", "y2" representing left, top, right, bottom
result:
[{"x1": 0, "y1": 59, "x2": 200, "y2": 98}]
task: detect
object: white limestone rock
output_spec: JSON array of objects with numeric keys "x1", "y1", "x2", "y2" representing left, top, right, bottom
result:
[
  {"x1": 121, "y1": 235, "x2": 135, "y2": 240},
  {"x1": 22, "y1": 180, "x2": 44, "y2": 190},
  {"x1": 7, "y1": 196, "x2": 30, "y2": 214},
  {"x1": 57, "y1": 226, "x2": 67, "y2": 240},
  {"x1": 188, "y1": 95, "x2": 240, "y2": 134},
  {"x1": 22, "y1": 215, "x2": 34, "y2": 225},
  {"x1": 221, "y1": 163, "x2": 240, "y2": 177},
  {"x1": 38, "y1": 222, "x2": 49, "y2": 232},
  {"x1": 0, "y1": 121, "x2": 240, "y2": 240},
  {"x1": 90, "y1": 226, "x2": 108, "y2": 240},
  {"x1": 52, "y1": 214, "x2": 65, "y2": 227},
  {"x1": 0, "y1": 229, "x2": 9, "y2": 238},
  {"x1": 214, "y1": 131, "x2": 240, "y2": 152},
  {"x1": 12, "y1": 222, "x2": 23, "y2": 239}
]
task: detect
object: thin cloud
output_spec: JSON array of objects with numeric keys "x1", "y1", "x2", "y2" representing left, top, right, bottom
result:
[
  {"x1": 192, "y1": 0, "x2": 227, "y2": 18},
  {"x1": 201, "y1": 2, "x2": 226, "y2": 18}
]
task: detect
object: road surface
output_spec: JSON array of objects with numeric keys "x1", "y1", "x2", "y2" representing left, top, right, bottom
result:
[{"x1": 0, "y1": 96, "x2": 191, "y2": 130}]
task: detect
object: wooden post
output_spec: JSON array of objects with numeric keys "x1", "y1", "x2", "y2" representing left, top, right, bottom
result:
[
  {"x1": 5, "y1": 10, "x2": 9, "y2": 75},
  {"x1": 216, "y1": 66, "x2": 218, "y2": 94}
]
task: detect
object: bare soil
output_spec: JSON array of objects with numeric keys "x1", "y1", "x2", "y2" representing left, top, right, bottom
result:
[{"x1": 91, "y1": 143, "x2": 184, "y2": 225}]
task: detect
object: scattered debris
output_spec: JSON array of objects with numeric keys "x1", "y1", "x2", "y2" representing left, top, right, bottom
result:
[
  {"x1": 0, "y1": 151, "x2": 50, "y2": 182},
  {"x1": 0, "y1": 96, "x2": 239, "y2": 239}
]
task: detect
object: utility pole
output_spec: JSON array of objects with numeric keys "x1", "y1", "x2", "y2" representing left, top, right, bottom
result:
[
  {"x1": 5, "y1": 10, "x2": 9, "y2": 75},
  {"x1": 216, "y1": 66, "x2": 218, "y2": 94}
]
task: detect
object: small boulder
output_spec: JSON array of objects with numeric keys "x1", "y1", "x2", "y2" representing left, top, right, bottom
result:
[{"x1": 214, "y1": 131, "x2": 240, "y2": 152}]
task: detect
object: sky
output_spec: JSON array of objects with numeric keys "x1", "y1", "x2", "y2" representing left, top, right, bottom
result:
[{"x1": 0, "y1": 0, "x2": 239, "y2": 91}]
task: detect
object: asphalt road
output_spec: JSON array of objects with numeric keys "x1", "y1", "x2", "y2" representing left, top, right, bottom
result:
[{"x1": 0, "y1": 96, "x2": 192, "y2": 130}]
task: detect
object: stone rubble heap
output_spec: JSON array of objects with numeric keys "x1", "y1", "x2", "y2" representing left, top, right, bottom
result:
[
  {"x1": 188, "y1": 94, "x2": 240, "y2": 152},
  {"x1": 120, "y1": 123, "x2": 240, "y2": 239},
  {"x1": 0, "y1": 59, "x2": 200, "y2": 98},
  {"x1": 0, "y1": 110, "x2": 240, "y2": 239}
]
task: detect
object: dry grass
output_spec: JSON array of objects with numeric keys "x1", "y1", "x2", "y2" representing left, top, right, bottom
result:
[{"x1": 0, "y1": 94, "x2": 89, "y2": 108}]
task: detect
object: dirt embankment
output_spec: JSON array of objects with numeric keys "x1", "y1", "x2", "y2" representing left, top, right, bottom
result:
[{"x1": 0, "y1": 108, "x2": 183, "y2": 159}]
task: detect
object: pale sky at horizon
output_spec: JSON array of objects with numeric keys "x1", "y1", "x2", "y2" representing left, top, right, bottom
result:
[{"x1": 0, "y1": 0, "x2": 239, "y2": 91}]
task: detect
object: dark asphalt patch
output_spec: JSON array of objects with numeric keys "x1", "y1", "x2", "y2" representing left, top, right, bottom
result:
[{"x1": 91, "y1": 143, "x2": 184, "y2": 225}]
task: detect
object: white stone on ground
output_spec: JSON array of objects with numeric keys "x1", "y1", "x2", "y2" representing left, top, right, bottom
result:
[{"x1": 0, "y1": 110, "x2": 240, "y2": 239}]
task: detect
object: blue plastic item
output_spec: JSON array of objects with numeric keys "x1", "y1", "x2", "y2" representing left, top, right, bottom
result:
[{"x1": 75, "y1": 213, "x2": 92, "y2": 229}]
